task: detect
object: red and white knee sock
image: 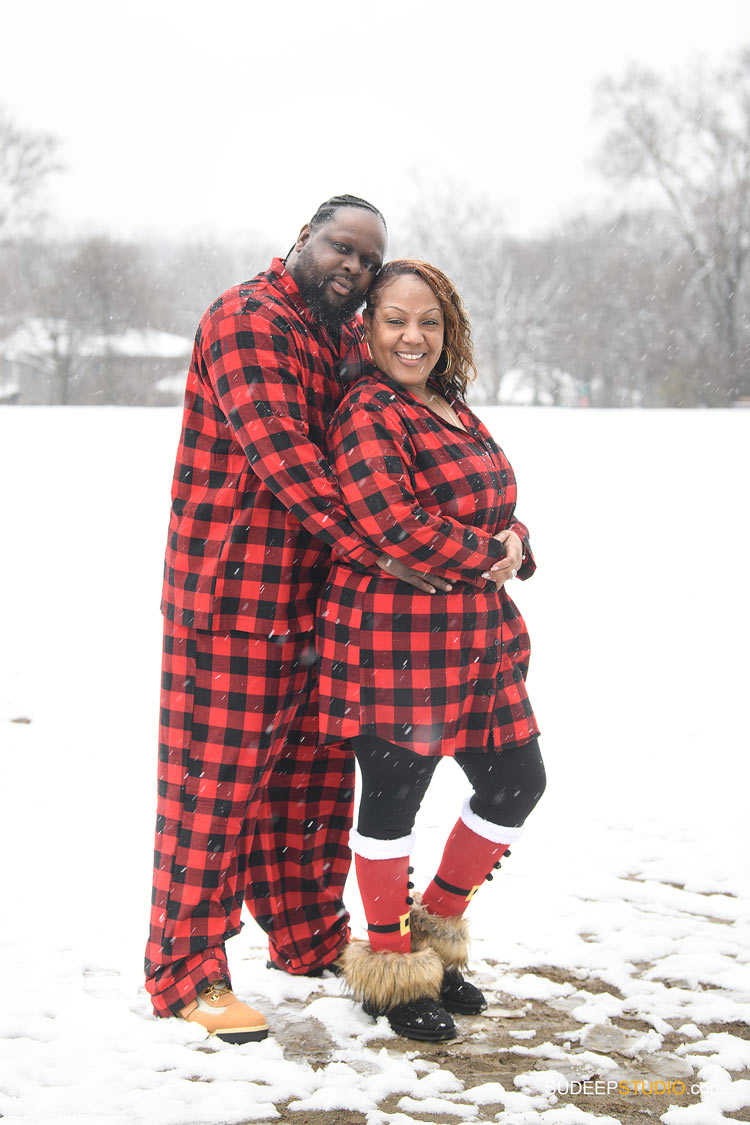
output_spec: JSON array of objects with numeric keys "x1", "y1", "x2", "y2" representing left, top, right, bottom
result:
[
  {"x1": 349, "y1": 829, "x2": 414, "y2": 953},
  {"x1": 420, "y1": 799, "x2": 524, "y2": 917}
]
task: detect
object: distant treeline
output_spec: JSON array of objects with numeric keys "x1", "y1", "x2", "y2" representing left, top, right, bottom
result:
[{"x1": 2, "y1": 49, "x2": 749, "y2": 407}]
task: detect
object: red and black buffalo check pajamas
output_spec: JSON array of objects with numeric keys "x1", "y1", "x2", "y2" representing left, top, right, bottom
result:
[
  {"x1": 317, "y1": 373, "x2": 540, "y2": 758},
  {"x1": 146, "y1": 259, "x2": 381, "y2": 1016}
]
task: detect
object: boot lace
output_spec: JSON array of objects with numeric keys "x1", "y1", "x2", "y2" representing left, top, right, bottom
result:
[{"x1": 203, "y1": 981, "x2": 232, "y2": 1002}]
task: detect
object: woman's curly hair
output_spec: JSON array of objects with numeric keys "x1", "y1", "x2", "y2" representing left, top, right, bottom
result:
[{"x1": 364, "y1": 259, "x2": 477, "y2": 400}]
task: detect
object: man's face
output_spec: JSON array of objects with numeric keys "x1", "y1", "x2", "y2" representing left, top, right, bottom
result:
[{"x1": 289, "y1": 207, "x2": 387, "y2": 331}]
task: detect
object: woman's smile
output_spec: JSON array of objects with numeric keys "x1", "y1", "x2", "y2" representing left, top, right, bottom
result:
[{"x1": 395, "y1": 351, "x2": 427, "y2": 365}]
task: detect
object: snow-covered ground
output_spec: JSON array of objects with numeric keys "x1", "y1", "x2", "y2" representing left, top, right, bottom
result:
[{"x1": 1, "y1": 405, "x2": 748, "y2": 1125}]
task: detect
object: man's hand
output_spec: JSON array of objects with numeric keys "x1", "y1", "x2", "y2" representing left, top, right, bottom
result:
[
  {"x1": 482, "y1": 530, "x2": 523, "y2": 589},
  {"x1": 376, "y1": 555, "x2": 453, "y2": 593}
]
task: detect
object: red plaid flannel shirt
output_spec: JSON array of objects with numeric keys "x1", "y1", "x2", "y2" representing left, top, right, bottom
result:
[
  {"x1": 161, "y1": 258, "x2": 380, "y2": 635},
  {"x1": 316, "y1": 372, "x2": 538, "y2": 754},
  {"x1": 325, "y1": 374, "x2": 535, "y2": 585}
]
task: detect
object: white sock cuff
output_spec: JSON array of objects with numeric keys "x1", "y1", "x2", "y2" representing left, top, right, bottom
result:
[
  {"x1": 349, "y1": 828, "x2": 415, "y2": 860},
  {"x1": 460, "y1": 798, "x2": 524, "y2": 845}
]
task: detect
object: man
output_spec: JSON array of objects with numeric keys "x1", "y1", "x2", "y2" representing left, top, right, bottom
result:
[{"x1": 145, "y1": 195, "x2": 448, "y2": 1043}]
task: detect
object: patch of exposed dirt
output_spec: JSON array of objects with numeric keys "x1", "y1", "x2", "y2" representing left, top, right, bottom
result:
[
  {"x1": 241, "y1": 962, "x2": 749, "y2": 1125},
  {"x1": 274, "y1": 1114, "x2": 368, "y2": 1125},
  {"x1": 699, "y1": 1020, "x2": 750, "y2": 1041}
]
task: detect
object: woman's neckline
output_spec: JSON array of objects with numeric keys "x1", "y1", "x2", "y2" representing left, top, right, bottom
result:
[{"x1": 377, "y1": 372, "x2": 469, "y2": 433}]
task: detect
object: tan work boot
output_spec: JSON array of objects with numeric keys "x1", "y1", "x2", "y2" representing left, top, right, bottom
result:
[{"x1": 179, "y1": 981, "x2": 268, "y2": 1043}]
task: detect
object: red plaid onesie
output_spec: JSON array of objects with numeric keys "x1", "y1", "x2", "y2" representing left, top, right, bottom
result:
[
  {"x1": 146, "y1": 259, "x2": 381, "y2": 1015},
  {"x1": 317, "y1": 372, "x2": 539, "y2": 756}
]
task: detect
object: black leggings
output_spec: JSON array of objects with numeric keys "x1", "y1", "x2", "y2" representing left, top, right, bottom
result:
[{"x1": 353, "y1": 734, "x2": 546, "y2": 841}]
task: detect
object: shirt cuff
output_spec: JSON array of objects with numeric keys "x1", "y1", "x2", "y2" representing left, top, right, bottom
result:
[
  {"x1": 339, "y1": 538, "x2": 381, "y2": 569},
  {"x1": 508, "y1": 522, "x2": 535, "y2": 579}
]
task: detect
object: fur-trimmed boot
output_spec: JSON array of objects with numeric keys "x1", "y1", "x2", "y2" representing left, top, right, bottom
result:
[
  {"x1": 343, "y1": 830, "x2": 456, "y2": 1041},
  {"x1": 416, "y1": 801, "x2": 524, "y2": 1014},
  {"x1": 409, "y1": 894, "x2": 486, "y2": 1014},
  {"x1": 339, "y1": 941, "x2": 455, "y2": 1040}
]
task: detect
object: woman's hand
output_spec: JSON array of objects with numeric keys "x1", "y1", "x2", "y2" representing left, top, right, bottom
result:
[{"x1": 482, "y1": 530, "x2": 523, "y2": 588}]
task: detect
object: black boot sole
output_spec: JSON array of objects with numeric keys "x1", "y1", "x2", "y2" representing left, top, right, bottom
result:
[
  {"x1": 365, "y1": 992, "x2": 457, "y2": 1042},
  {"x1": 441, "y1": 970, "x2": 488, "y2": 1015},
  {"x1": 441, "y1": 995, "x2": 488, "y2": 1015},
  {"x1": 215, "y1": 1027, "x2": 270, "y2": 1044},
  {"x1": 387, "y1": 1019, "x2": 458, "y2": 1042}
]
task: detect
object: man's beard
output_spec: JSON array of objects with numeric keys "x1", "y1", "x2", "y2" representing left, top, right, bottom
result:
[{"x1": 295, "y1": 270, "x2": 363, "y2": 334}]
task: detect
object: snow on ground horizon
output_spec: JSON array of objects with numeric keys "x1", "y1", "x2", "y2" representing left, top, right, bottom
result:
[{"x1": 1, "y1": 405, "x2": 748, "y2": 1125}]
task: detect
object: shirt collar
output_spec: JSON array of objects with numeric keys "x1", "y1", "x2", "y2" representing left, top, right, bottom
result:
[
  {"x1": 266, "y1": 257, "x2": 309, "y2": 318},
  {"x1": 266, "y1": 257, "x2": 359, "y2": 353},
  {"x1": 371, "y1": 369, "x2": 460, "y2": 405}
]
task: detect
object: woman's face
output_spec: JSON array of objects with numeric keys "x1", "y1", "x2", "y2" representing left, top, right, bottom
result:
[{"x1": 365, "y1": 273, "x2": 445, "y2": 391}]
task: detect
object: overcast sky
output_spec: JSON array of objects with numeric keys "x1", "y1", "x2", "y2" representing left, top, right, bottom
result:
[{"x1": 2, "y1": 0, "x2": 749, "y2": 248}]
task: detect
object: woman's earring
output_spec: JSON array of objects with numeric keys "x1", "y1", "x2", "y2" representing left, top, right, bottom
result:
[
  {"x1": 434, "y1": 349, "x2": 452, "y2": 376},
  {"x1": 364, "y1": 340, "x2": 374, "y2": 363}
]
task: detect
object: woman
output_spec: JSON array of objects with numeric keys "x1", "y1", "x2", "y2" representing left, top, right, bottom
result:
[{"x1": 317, "y1": 261, "x2": 545, "y2": 1041}]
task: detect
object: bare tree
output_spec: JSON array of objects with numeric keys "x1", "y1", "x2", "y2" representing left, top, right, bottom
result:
[
  {"x1": 65, "y1": 236, "x2": 155, "y2": 335},
  {"x1": 145, "y1": 236, "x2": 277, "y2": 338},
  {"x1": 3, "y1": 237, "x2": 161, "y2": 403},
  {"x1": 1, "y1": 231, "x2": 286, "y2": 404},
  {"x1": 0, "y1": 107, "x2": 60, "y2": 238},
  {"x1": 396, "y1": 187, "x2": 564, "y2": 402},
  {"x1": 20, "y1": 319, "x2": 81, "y2": 405},
  {"x1": 596, "y1": 50, "x2": 750, "y2": 402}
]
